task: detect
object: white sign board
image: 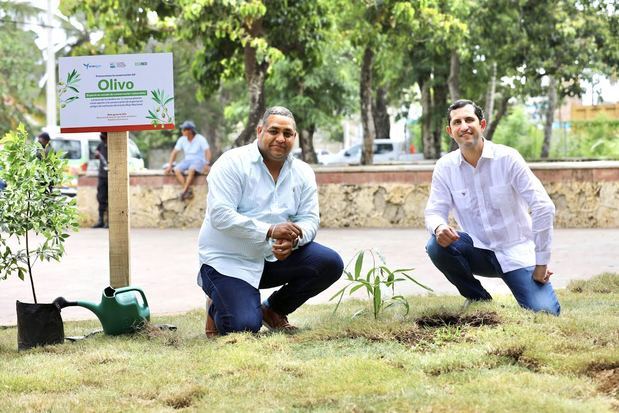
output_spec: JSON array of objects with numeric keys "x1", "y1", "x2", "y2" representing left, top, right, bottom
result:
[{"x1": 58, "y1": 53, "x2": 175, "y2": 133}]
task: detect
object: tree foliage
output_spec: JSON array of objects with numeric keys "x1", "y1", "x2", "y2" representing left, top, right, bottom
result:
[
  {"x1": 0, "y1": 125, "x2": 79, "y2": 303},
  {"x1": 0, "y1": 3, "x2": 45, "y2": 136}
]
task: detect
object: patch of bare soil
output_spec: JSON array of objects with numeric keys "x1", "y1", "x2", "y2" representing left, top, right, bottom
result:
[
  {"x1": 416, "y1": 311, "x2": 501, "y2": 328},
  {"x1": 586, "y1": 362, "x2": 619, "y2": 399},
  {"x1": 338, "y1": 328, "x2": 432, "y2": 345},
  {"x1": 489, "y1": 345, "x2": 540, "y2": 371},
  {"x1": 164, "y1": 385, "x2": 204, "y2": 409}
]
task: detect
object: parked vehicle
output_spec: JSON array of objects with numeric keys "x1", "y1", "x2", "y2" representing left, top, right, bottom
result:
[
  {"x1": 50, "y1": 133, "x2": 144, "y2": 196},
  {"x1": 292, "y1": 148, "x2": 332, "y2": 164},
  {"x1": 320, "y1": 139, "x2": 416, "y2": 165}
]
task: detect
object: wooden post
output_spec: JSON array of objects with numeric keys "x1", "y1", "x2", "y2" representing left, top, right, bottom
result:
[{"x1": 107, "y1": 131, "x2": 131, "y2": 288}]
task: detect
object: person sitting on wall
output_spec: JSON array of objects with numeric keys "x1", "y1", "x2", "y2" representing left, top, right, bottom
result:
[
  {"x1": 424, "y1": 99, "x2": 560, "y2": 315},
  {"x1": 164, "y1": 120, "x2": 211, "y2": 201},
  {"x1": 197, "y1": 106, "x2": 344, "y2": 337}
]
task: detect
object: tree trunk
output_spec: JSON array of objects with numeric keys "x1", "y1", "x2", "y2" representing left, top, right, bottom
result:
[
  {"x1": 484, "y1": 94, "x2": 510, "y2": 141},
  {"x1": 372, "y1": 86, "x2": 390, "y2": 139},
  {"x1": 541, "y1": 76, "x2": 557, "y2": 159},
  {"x1": 234, "y1": 20, "x2": 267, "y2": 147},
  {"x1": 447, "y1": 50, "x2": 461, "y2": 152},
  {"x1": 360, "y1": 46, "x2": 375, "y2": 165},
  {"x1": 300, "y1": 124, "x2": 318, "y2": 164},
  {"x1": 447, "y1": 50, "x2": 460, "y2": 102},
  {"x1": 420, "y1": 79, "x2": 437, "y2": 159},
  {"x1": 203, "y1": 123, "x2": 222, "y2": 164},
  {"x1": 485, "y1": 61, "x2": 497, "y2": 124},
  {"x1": 432, "y1": 79, "x2": 449, "y2": 157}
]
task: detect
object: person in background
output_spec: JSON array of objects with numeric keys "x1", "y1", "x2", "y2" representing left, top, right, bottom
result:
[
  {"x1": 164, "y1": 120, "x2": 211, "y2": 201},
  {"x1": 424, "y1": 99, "x2": 560, "y2": 315},
  {"x1": 36, "y1": 132, "x2": 53, "y2": 159},
  {"x1": 92, "y1": 132, "x2": 108, "y2": 229}
]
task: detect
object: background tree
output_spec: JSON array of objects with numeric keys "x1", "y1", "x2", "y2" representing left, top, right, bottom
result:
[
  {"x1": 0, "y1": 1, "x2": 46, "y2": 136},
  {"x1": 267, "y1": 36, "x2": 358, "y2": 163},
  {"x1": 64, "y1": 0, "x2": 328, "y2": 148}
]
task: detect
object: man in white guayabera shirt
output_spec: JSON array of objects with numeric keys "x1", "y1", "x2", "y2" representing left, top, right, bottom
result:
[
  {"x1": 424, "y1": 99, "x2": 560, "y2": 315},
  {"x1": 197, "y1": 106, "x2": 343, "y2": 336}
]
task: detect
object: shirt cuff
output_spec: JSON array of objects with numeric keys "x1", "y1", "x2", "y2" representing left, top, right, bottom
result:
[
  {"x1": 426, "y1": 216, "x2": 447, "y2": 236},
  {"x1": 535, "y1": 251, "x2": 551, "y2": 265},
  {"x1": 255, "y1": 220, "x2": 272, "y2": 243}
]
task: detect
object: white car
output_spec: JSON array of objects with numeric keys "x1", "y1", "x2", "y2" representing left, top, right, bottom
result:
[
  {"x1": 50, "y1": 133, "x2": 144, "y2": 196},
  {"x1": 291, "y1": 148, "x2": 332, "y2": 164},
  {"x1": 321, "y1": 139, "x2": 412, "y2": 165}
]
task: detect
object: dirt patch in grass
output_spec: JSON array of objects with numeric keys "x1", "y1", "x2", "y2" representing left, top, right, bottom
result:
[
  {"x1": 310, "y1": 311, "x2": 500, "y2": 348},
  {"x1": 416, "y1": 311, "x2": 501, "y2": 328},
  {"x1": 489, "y1": 345, "x2": 540, "y2": 371},
  {"x1": 585, "y1": 361, "x2": 619, "y2": 398},
  {"x1": 163, "y1": 385, "x2": 203, "y2": 409},
  {"x1": 137, "y1": 323, "x2": 180, "y2": 347},
  {"x1": 336, "y1": 328, "x2": 432, "y2": 345}
]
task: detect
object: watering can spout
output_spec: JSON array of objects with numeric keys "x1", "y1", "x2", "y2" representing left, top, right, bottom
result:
[{"x1": 53, "y1": 295, "x2": 106, "y2": 323}]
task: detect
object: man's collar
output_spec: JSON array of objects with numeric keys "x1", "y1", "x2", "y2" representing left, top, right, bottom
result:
[
  {"x1": 457, "y1": 138, "x2": 494, "y2": 165},
  {"x1": 480, "y1": 138, "x2": 495, "y2": 159}
]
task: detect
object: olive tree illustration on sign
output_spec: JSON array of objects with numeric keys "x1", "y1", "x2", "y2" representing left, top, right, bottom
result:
[
  {"x1": 147, "y1": 89, "x2": 174, "y2": 128},
  {"x1": 57, "y1": 69, "x2": 80, "y2": 108}
]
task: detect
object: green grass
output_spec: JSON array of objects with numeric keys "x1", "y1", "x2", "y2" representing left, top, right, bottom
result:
[{"x1": 1, "y1": 274, "x2": 618, "y2": 412}]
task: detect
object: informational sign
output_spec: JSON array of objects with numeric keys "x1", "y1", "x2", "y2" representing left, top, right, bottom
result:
[{"x1": 58, "y1": 53, "x2": 175, "y2": 133}]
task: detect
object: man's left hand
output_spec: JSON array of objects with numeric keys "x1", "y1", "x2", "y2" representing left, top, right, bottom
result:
[
  {"x1": 272, "y1": 238, "x2": 294, "y2": 261},
  {"x1": 532, "y1": 265, "x2": 553, "y2": 284}
]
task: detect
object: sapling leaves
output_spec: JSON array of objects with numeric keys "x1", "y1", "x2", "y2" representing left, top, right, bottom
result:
[{"x1": 330, "y1": 249, "x2": 433, "y2": 319}]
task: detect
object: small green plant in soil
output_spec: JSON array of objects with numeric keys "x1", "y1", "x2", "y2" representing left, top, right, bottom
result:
[{"x1": 330, "y1": 249, "x2": 432, "y2": 319}]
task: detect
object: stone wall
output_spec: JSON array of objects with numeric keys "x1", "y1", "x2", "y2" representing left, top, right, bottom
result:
[{"x1": 77, "y1": 161, "x2": 619, "y2": 228}]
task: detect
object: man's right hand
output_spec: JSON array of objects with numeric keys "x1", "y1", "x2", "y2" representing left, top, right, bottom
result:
[
  {"x1": 164, "y1": 166, "x2": 173, "y2": 174},
  {"x1": 269, "y1": 222, "x2": 303, "y2": 241},
  {"x1": 435, "y1": 224, "x2": 460, "y2": 247}
]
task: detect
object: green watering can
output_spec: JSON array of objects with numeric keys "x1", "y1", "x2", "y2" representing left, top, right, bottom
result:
[{"x1": 53, "y1": 286, "x2": 150, "y2": 335}]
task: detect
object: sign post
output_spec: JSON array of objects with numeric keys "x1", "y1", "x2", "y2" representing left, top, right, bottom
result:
[{"x1": 58, "y1": 53, "x2": 175, "y2": 288}]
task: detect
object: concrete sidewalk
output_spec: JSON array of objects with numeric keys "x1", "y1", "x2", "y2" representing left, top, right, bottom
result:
[{"x1": 1, "y1": 228, "x2": 617, "y2": 325}]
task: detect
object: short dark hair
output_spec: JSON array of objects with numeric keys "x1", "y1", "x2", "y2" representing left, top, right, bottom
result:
[
  {"x1": 100, "y1": 132, "x2": 108, "y2": 140},
  {"x1": 260, "y1": 106, "x2": 296, "y2": 130},
  {"x1": 38, "y1": 132, "x2": 50, "y2": 142},
  {"x1": 447, "y1": 99, "x2": 484, "y2": 124}
]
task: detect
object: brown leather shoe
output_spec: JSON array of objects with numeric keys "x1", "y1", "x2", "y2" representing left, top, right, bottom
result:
[
  {"x1": 205, "y1": 297, "x2": 218, "y2": 338},
  {"x1": 261, "y1": 305, "x2": 298, "y2": 332}
]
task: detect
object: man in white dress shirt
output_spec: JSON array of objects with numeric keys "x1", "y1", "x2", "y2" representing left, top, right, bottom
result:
[
  {"x1": 424, "y1": 99, "x2": 560, "y2": 315},
  {"x1": 198, "y1": 106, "x2": 343, "y2": 336}
]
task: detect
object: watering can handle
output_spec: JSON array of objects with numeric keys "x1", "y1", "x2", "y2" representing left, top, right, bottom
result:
[{"x1": 114, "y1": 287, "x2": 149, "y2": 309}]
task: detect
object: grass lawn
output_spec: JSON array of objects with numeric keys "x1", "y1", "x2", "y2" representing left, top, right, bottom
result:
[{"x1": 1, "y1": 274, "x2": 618, "y2": 412}]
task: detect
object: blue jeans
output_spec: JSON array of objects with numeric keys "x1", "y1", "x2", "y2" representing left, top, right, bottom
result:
[
  {"x1": 200, "y1": 241, "x2": 344, "y2": 334},
  {"x1": 426, "y1": 232, "x2": 560, "y2": 315}
]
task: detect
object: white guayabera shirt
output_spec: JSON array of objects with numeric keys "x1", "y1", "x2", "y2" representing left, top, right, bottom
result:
[
  {"x1": 198, "y1": 141, "x2": 319, "y2": 288},
  {"x1": 425, "y1": 139, "x2": 555, "y2": 273}
]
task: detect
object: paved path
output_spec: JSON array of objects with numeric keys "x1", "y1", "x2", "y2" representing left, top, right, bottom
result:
[{"x1": 1, "y1": 228, "x2": 617, "y2": 325}]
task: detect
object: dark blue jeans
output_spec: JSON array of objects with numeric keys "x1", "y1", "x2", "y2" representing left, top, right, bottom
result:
[
  {"x1": 200, "y1": 241, "x2": 343, "y2": 334},
  {"x1": 426, "y1": 232, "x2": 560, "y2": 315}
]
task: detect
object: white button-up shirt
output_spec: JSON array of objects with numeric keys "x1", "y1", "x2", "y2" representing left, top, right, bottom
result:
[
  {"x1": 425, "y1": 139, "x2": 555, "y2": 273},
  {"x1": 198, "y1": 141, "x2": 319, "y2": 288}
]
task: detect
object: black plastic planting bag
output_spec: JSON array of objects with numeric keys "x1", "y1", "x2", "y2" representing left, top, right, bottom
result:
[{"x1": 16, "y1": 301, "x2": 64, "y2": 350}]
